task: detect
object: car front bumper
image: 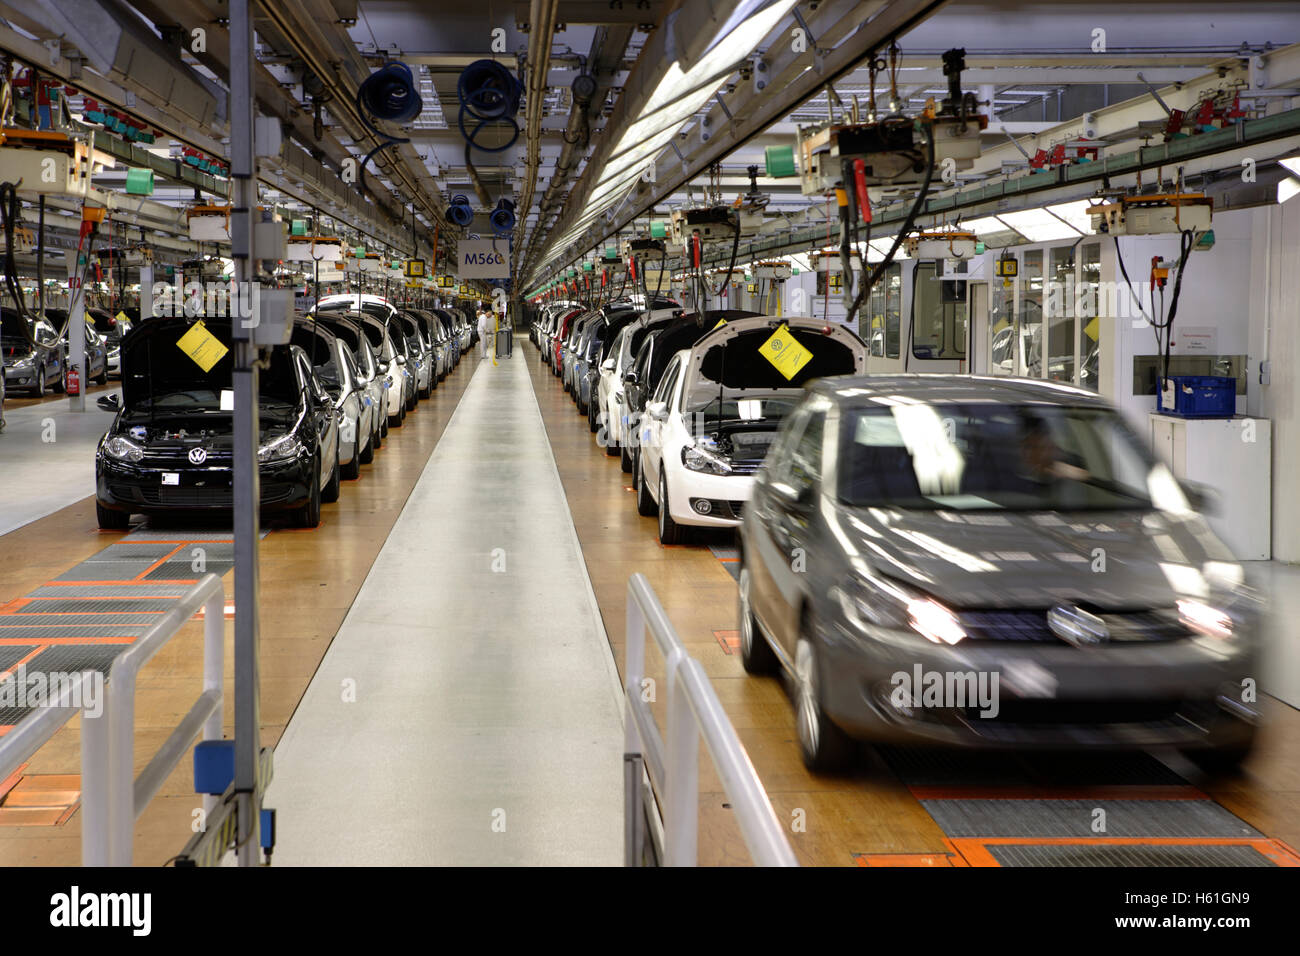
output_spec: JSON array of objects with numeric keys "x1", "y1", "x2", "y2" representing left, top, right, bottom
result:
[
  {"x1": 816, "y1": 616, "x2": 1260, "y2": 751},
  {"x1": 97, "y1": 454, "x2": 313, "y2": 515}
]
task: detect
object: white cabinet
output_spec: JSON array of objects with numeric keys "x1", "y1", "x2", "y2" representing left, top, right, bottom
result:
[{"x1": 1149, "y1": 413, "x2": 1271, "y2": 560}]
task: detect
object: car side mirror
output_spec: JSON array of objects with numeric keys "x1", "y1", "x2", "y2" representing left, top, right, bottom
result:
[
  {"x1": 770, "y1": 480, "x2": 812, "y2": 511},
  {"x1": 648, "y1": 401, "x2": 669, "y2": 422},
  {"x1": 601, "y1": 359, "x2": 615, "y2": 372},
  {"x1": 396, "y1": 354, "x2": 406, "y2": 365},
  {"x1": 96, "y1": 394, "x2": 120, "y2": 412},
  {"x1": 623, "y1": 370, "x2": 639, "y2": 386}
]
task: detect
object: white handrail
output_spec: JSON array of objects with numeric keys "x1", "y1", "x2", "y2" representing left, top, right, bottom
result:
[
  {"x1": 624, "y1": 572, "x2": 797, "y2": 867},
  {"x1": 82, "y1": 572, "x2": 226, "y2": 866},
  {"x1": 0, "y1": 574, "x2": 225, "y2": 866}
]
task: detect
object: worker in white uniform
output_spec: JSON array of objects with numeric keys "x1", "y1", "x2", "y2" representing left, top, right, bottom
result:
[{"x1": 476, "y1": 304, "x2": 491, "y2": 359}]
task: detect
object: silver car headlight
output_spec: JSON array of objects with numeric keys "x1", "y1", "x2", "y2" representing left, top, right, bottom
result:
[
  {"x1": 103, "y1": 435, "x2": 145, "y2": 462},
  {"x1": 682, "y1": 444, "x2": 732, "y2": 475},
  {"x1": 11, "y1": 354, "x2": 33, "y2": 370},
  {"x1": 833, "y1": 574, "x2": 967, "y2": 645},
  {"x1": 258, "y1": 434, "x2": 305, "y2": 463}
]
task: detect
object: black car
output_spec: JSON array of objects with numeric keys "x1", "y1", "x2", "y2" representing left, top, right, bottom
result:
[
  {"x1": 94, "y1": 316, "x2": 341, "y2": 530},
  {"x1": 311, "y1": 310, "x2": 388, "y2": 454}
]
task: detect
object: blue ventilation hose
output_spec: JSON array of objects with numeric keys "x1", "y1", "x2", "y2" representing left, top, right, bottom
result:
[{"x1": 354, "y1": 61, "x2": 424, "y2": 195}]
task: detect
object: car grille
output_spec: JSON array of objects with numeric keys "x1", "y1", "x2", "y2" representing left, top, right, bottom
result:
[
  {"x1": 958, "y1": 609, "x2": 1187, "y2": 645},
  {"x1": 140, "y1": 447, "x2": 234, "y2": 466},
  {"x1": 728, "y1": 458, "x2": 765, "y2": 476},
  {"x1": 963, "y1": 698, "x2": 1186, "y2": 726},
  {"x1": 111, "y1": 482, "x2": 295, "y2": 507}
]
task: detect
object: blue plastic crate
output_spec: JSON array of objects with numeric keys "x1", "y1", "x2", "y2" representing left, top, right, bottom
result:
[{"x1": 1157, "y1": 375, "x2": 1236, "y2": 418}]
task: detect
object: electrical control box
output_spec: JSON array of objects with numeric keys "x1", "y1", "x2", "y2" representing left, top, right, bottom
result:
[
  {"x1": 669, "y1": 206, "x2": 738, "y2": 245},
  {"x1": 285, "y1": 237, "x2": 343, "y2": 262},
  {"x1": 187, "y1": 205, "x2": 231, "y2": 242},
  {"x1": 1087, "y1": 194, "x2": 1213, "y2": 236},
  {"x1": 905, "y1": 231, "x2": 979, "y2": 261},
  {"x1": 797, "y1": 113, "x2": 986, "y2": 194},
  {"x1": 753, "y1": 261, "x2": 792, "y2": 280},
  {"x1": 0, "y1": 131, "x2": 113, "y2": 197}
]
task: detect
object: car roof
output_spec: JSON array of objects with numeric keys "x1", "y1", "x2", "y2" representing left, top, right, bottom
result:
[{"x1": 811, "y1": 373, "x2": 1113, "y2": 407}]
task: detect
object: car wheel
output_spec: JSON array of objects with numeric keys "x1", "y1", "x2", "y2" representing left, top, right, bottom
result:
[
  {"x1": 31, "y1": 365, "x2": 46, "y2": 396},
  {"x1": 1182, "y1": 737, "x2": 1255, "y2": 776},
  {"x1": 588, "y1": 400, "x2": 599, "y2": 434},
  {"x1": 341, "y1": 444, "x2": 361, "y2": 480},
  {"x1": 296, "y1": 457, "x2": 322, "y2": 528},
  {"x1": 635, "y1": 454, "x2": 657, "y2": 517},
  {"x1": 620, "y1": 435, "x2": 633, "y2": 472},
  {"x1": 95, "y1": 501, "x2": 130, "y2": 531},
  {"x1": 657, "y1": 472, "x2": 686, "y2": 545},
  {"x1": 794, "y1": 629, "x2": 855, "y2": 773},
  {"x1": 380, "y1": 416, "x2": 389, "y2": 439},
  {"x1": 323, "y1": 446, "x2": 342, "y2": 502},
  {"x1": 53, "y1": 365, "x2": 66, "y2": 394},
  {"x1": 95, "y1": 362, "x2": 108, "y2": 385},
  {"x1": 358, "y1": 430, "x2": 375, "y2": 465},
  {"x1": 739, "y1": 564, "x2": 777, "y2": 675}
]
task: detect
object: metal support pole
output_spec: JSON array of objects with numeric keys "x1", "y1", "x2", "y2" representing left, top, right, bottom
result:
[
  {"x1": 139, "y1": 264, "x2": 154, "y2": 319},
  {"x1": 64, "y1": 249, "x2": 86, "y2": 411},
  {"x1": 663, "y1": 645, "x2": 696, "y2": 866},
  {"x1": 229, "y1": 0, "x2": 261, "y2": 867}
]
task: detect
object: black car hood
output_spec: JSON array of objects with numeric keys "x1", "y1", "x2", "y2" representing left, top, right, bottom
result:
[{"x1": 832, "y1": 503, "x2": 1237, "y2": 610}]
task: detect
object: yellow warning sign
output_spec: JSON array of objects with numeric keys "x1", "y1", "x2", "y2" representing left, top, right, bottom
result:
[
  {"x1": 1084, "y1": 316, "x2": 1099, "y2": 341},
  {"x1": 713, "y1": 317, "x2": 728, "y2": 331},
  {"x1": 116, "y1": 311, "x2": 129, "y2": 324},
  {"x1": 760, "y1": 324, "x2": 813, "y2": 380},
  {"x1": 176, "y1": 319, "x2": 228, "y2": 373}
]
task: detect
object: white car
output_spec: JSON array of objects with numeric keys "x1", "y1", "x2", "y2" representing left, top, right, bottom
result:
[
  {"x1": 633, "y1": 315, "x2": 868, "y2": 544},
  {"x1": 596, "y1": 307, "x2": 679, "y2": 467}
]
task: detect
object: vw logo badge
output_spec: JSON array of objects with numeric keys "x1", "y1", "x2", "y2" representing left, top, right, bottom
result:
[
  {"x1": 188, "y1": 447, "x2": 208, "y2": 465},
  {"x1": 1047, "y1": 605, "x2": 1109, "y2": 647}
]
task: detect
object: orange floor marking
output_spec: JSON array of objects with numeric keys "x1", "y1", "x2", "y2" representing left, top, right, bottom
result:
[
  {"x1": 856, "y1": 838, "x2": 970, "y2": 867},
  {"x1": 0, "y1": 637, "x2": 135, "y2": 645},
  {"x1": 134, "y1": 543, "x2": 189, "y2": 580},
  {"x1": 0, "y1": 644, "x2": 49, "y2": 678},
  {"x1": 713, "y1": 629, "x2": 740, "y2": 655},
  {"x1": 0, "y1": 773, "x2": 81, "y2": 827}
]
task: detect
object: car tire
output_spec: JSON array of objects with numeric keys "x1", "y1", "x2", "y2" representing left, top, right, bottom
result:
[
  {"x1": 794, "y1": 629, "x2": 855, "y2": 773},
  {"x1": 95, "y1": 363, "x2": 108, "y2": 385},
  {"x1": 380, "y1": 416, "x2": 388, "y2": 439},
  {"x1": 739, "y1": 564, "x2": 777, "y2": 675},
  {"x1": 358, "y1": 429, "x2": 375, "y2": 464},
  {"x1": 295, "y1": 457, "x2": 322, "y2": 528},
  {"x1": 96, "y1": 501, "x2": 130, "y2": 531},
  {"x1": 341, "y1": 445, "x2": 361, "y2": 480},
  {"x1": 31, "y1": 365, "x2": 46, "y2": 396},
  {"x1": 588, "y1": 400, "x2": 599, "y2": 434},
  {"x1": 1182, "y1": 737, "x2": 1255, "y2": 776},
  {"x1": 53, "y1": 365, "x2": 66, "y2": 394},
  {"x1": 657, "y1": 472, "x2": 687, "y2": 545},
  {"x1": 635, "y1": 454, "x2": 657, "y2": 517},
  {"x1": 620, "y1": 436, "x2": 633, "y2": 472},
  {"x1": 323, "y1": 447, "x2": 341, "y2": 503}
]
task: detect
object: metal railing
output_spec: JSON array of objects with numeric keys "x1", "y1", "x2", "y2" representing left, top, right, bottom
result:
[
  {"x1": 623, "y1": 573, "x2": 797, "y2": 867},
  {"x1": 0, "y1": 574, "x2": 226, "y2": 866}
]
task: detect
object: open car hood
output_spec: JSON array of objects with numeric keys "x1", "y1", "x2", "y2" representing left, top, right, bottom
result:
[{"x1": 681, "y1": 315, "x2": 867, "y2": 405}]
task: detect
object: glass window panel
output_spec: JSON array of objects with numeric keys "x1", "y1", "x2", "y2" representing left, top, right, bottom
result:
[
  {"x1": 1048, "y1": 245, "x2": 1076, "y2": 384},
  {"x1": 1019, "y1": 250, "x2": 1043, "y2": 377},
  {"x1": 1079, "y1": 242, "x2": 1101, "y2": 390}
]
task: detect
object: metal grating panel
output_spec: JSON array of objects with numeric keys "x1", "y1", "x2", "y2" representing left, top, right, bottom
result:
[
  {"x1": 18, "y1": 599, "x2": 176, "y2": 613},
  {"x1": 0, "y1": 613, "x2": 164, "y2": 627},
  {"x1": 122, "y1": 530, "x2": 235, "y2": 541},
  {"x1": 26, "y1": 644, "x2": 127, "y2": 675},
  {"x1": 921, "y1": 799, "x2": 1263, "y2": 839},
  {"x1": 30, "y1": 584, "x2": 190, "y2": 598},
  {"x1": 987, "y1": 843, "x2": 1275, "y2": 867},
  {"x1": 55, "y1": 561, "x2": 157, "y2": 581},
  {"x1": 0, "y1": 626, "x2": 143, "y2": 639},
  {"x1": 0, "y1": 646, "x2": 38, "y2": 671},
  {"x1": 878, "y1": 746, "x2": 1186, "y2": 788}
]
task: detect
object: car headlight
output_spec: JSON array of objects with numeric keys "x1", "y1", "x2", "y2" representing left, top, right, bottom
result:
[
  {"x1": 833, "y1": 574, "x2": 967, "y2": 645},
  {"x1": 682, "y1": 444, "x2": 732, "y2": 475},
  {"x1": 11, "y1": 354, "x2": 33, "y2": 370},
  {"x1": 1177, "y1": 598, "x2": 1233, "y2": 641},
  {"x1": 258, "y1": 434, "x2": 305, "y2": 463},
  {"x1": 103, "y1": 435, "x2": 145, "y2": 462}
]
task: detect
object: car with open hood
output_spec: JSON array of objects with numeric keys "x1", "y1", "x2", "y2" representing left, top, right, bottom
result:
[
  {"x1": 736, "y1": 374, "x2": 1262, "y2": 773},
  {"x1": 290, "y1": 317, "x2": 373, "y2": 479},
  {"x1": 94, "y1": 315, "x2": 341, "y2": 530},
  {"x1": 309, "y1": 310, "x2": 387, "y2": 457},
  {"x1": 636, "y1": 314, "x2": 866, "y2": 544},
  {"x1": 2, "y1": 307, "x2": 65, "y2": 396}
]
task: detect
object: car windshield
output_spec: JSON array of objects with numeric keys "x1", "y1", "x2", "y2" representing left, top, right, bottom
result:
[{"x1": 838, "y1": 403, "x2": 1160, "y2": 512}]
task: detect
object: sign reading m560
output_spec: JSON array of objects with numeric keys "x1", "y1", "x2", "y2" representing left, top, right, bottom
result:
[{"x1": 457, "y1": 239, "x2": 510, "y2": 278}]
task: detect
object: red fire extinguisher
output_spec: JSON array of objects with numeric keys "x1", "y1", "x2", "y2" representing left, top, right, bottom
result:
[{"x1": 67, "y1": 364, "x2": 80, "y2": 396}]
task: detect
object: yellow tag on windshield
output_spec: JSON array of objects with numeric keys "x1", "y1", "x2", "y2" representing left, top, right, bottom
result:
[
  {"x1": 116, "y1": 311, "x2": 129, "y2": 324},
  {"x1": 176, "y1": 319, "x2": 228, "y2": 373},
  {"x1": 712, "y1": 318, "x2": 727, "y2": 331},
  {"x1": 759, "y1": 324, "x2": 813, "y2": 380}
]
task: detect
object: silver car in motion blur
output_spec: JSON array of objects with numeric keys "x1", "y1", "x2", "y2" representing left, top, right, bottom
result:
[{"x1": 738, "y1": 375, "x2": 1261, "y2": 773}]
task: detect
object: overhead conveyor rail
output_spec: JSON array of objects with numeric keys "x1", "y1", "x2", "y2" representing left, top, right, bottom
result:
[
  {"x1": 623, "y1": 573, "x2": 797, "y2": 867},
  {"x1": 0, "y1": 573, "x2": 227, "y2": 866}
]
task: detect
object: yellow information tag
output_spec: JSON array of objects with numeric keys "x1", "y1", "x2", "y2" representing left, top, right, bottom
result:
[
  {"x1": 760, "y1": 324, "x2": 813, "y2": 380},
  {"x1": 176, "y1": 319, "x2": 228, "y2": 373},
  {"x1": 116, "y1": 311, "x2": 129, "y2": 324},
  {"x1": 712, "y1": 317, "x2": 728, "y2": 331},
  {"x1": 1083, "y1": 317, "x2": 1100, "y2": 341}
]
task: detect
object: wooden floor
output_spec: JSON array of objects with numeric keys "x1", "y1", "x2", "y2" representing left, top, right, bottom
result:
[
  {"x1": 2, "y1": 343, "x2": 1298, "y2": 866},
  {"x1": 0, "y1": 357, "x2": 480, "y2": 866}
]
